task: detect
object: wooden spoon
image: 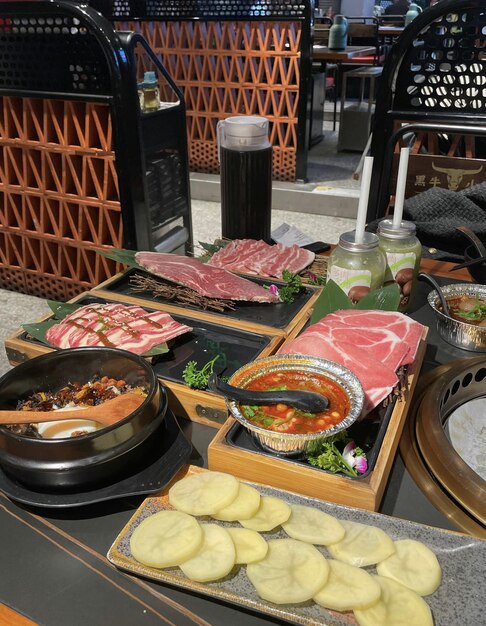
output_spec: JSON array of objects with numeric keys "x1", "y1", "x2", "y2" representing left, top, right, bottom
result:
[{"x1": 0, "y1": 392, "x2": 145, "y2": 428}]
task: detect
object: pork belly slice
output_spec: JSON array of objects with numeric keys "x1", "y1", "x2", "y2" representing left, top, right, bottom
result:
[
  {"x1": 46, "y1": 303, "x2": 192, "y2": 355},
  {"x1": 207, "y1": 239, "x2": 315, "y2": 279},
  {"x1": 279, "y1": 333, "x2": 398, "y2": 416},
  {"x1": 135, "y1": 251, "x2": 279, "y2": 303}
]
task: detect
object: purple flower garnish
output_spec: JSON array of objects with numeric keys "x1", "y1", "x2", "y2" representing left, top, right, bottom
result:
[
  {"x1": 269, "y1": 284, "x2": 279, "y2": 296},
  {"x1": 342, "y1": 441, "x2": 368, "y2": 475}
]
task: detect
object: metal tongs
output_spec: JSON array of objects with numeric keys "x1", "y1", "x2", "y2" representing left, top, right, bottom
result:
[{"x1": 208, "y1": 374, "x2": 329, "y2": 413}]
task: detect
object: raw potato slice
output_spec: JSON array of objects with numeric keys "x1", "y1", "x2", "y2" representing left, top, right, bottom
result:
[
  {"x1": 376, "y1": 539, "x2": 442, "y2": 596},
  {"x1": 179, "y1": 523, "x2": 236, "y2": 582},
  {"x1": 130, "y1": 510, "x2": 203, "y2": 568},
  {"x1": 282, "y1": 504, "x2": 345, "y2": 545},
  {"x1": 227, "y1": 528, "x2": 268, "y2": 564},
  {"x1": 247, "y1": 538, "x2": 329, "y2": 604},
  {"x1": 314, "y1": 559, "x2": 381, "y2": 611},
  {"x1": 169, "y1": 471, "x2": 239, "y2": 516},
  {"x1": 327, "y1": 520, "x2": 395, "y2": 567},
  {"x1": 212, "y1": 484, "x2": 261, "y2": 521},
  {"x1": 354, "y1": 575, "x2": 433, "y2": 626},
  {"x1": 239, "y1": 495, "x2": 291, "y2": 531}
]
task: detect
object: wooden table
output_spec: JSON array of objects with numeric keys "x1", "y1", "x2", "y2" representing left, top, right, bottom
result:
[
  {"x1": 0, "y1": 258, "x2": 480, "y2": 626},
  {"x1": 312, "y1": 44, "x2": 376, "y2": 62},
  {"x1": 378, "y1": 25, "x2": 405, "y2": 37}
]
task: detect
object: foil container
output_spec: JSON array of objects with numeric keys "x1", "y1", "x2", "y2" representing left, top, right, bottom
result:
[
  {"x1": 427, "y1": 283, "x2": 486, "y2": 352},
  {"x1": 226, "y1": 354, "x2": 364, "y2": 456}
]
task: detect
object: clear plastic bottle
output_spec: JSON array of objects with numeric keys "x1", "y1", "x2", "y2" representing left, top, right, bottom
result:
[
  {"x1": 327, "y1": 230, "x2": 386, "y2": 303},
  {"x1": 141, "y1": 71, "x2": 160, "y2": 112},
  {"x1": 378, "y1": 219, "x2": 422, "y2": 312}
]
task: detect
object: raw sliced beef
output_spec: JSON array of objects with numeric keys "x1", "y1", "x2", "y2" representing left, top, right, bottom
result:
[
  {"x1": 135, "y1": 251, "x2": 279, "y2": 303},
  {"x1": 279, "y1": 333, "x2": 398, "y2": 415},
  {"x1": 46, "y1": 303, "x2": 192, "y2": 354},
  {"x1": 324, "y1": 310, "x2": 424, "y2": 365},
  {"x1": 208, "y1": 239, "x2": 315, "y2": 279}
]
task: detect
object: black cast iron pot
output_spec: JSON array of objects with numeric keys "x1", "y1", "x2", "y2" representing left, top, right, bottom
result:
[{"x1": 0, "y1": 347, "x2": 165, "y2": 490}]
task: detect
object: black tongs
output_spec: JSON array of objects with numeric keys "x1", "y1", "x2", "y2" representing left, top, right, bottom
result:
[{"x1": 208, "y1": 374, "x2": 329, "y2": 413}]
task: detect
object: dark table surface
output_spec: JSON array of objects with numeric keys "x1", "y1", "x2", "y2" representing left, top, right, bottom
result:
[{"x1": 0, "y1": 265, "x2": 482, "y2": 626}]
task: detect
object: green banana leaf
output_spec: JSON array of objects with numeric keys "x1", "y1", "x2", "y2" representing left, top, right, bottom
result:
[
  {"x1": 310, "y1": 280, "x2": 400, "y2": 325},
  {"x1": 23, "y1": 301, "x2": 168, "y2": 357},
  {"x1": 96, "y1": 248, "x2": 139, "y2": 267},
  {"x1": 310, "y1": 279, "x2": 353, "y2": 324}
]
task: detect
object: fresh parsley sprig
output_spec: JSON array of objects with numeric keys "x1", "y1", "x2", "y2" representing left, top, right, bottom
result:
[{"x1": 182, "y1": 355, "x2": 221, "y2": 390}]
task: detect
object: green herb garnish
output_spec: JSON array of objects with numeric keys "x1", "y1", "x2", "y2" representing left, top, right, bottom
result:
[
  {"x1": 268, "y1": 270, "x2": 302, "y2": 304},
  {"x1": 182, "y1": 355, "x2": 221, "y2": 390},
  {"x1": 306, "y1": 430, "x2": 368, "y2": 477}
]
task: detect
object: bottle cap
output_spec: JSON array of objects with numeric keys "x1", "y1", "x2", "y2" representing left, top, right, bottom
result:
[
  {"x1": 143, "y1": 71, "x2": 157, "y2": 86},
  {"x1": 217, "y1": 115, "x2": 270, "y2": 152},
  {"x1": 378, "y1": 219, "x2": 417, "y2": 239},
  {"x1": 339, "y1": 230, "x2": 379, "y2": 251}
]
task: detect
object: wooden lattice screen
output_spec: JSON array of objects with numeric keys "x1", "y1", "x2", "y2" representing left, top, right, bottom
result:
[
  {"x1": 0, "y1": 96, "x2": 123, "y2": 299},
  {"x1": 118, "y1": 20, "x2": 302, "y2": 181}
]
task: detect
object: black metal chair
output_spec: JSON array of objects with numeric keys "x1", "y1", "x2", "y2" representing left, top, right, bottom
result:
[{"x1": 367, "y1": 0, "x2": 486, "y2": 222}]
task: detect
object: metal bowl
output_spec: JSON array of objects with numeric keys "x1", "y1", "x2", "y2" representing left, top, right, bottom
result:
[
  {"x1": 225, "y1": 354, "x2": 364, "y2": 456},
  {"x1": 427, "y1": 283, "x2": 486, "y2": 352}
]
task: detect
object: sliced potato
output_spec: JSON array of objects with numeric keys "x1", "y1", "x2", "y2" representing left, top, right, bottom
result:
[
  {"x1": 314, "y1": 559, "x2": 381, "y2": 611},
  {"x1": 212, "y1": 484, "x2": 261, "y2": 521},
  {"x1": 354, "y1": 575, "x2": 434, "y2": 626},
  {"x1": 169, "y1": 471, "x2": 239, "y2": 516},
  {"x1": 247, "y1": 538, "x2": 329, "y2": 604},
  {"x1": 327, "y1": 520, "x2": 395, "y2": 567},
  {"x1": 179, "y1": 523, "x2": 236, "y2": 582},
  {"x1": 239, "y1": 495, "x2": 291, "y2": 532},
  {"x1": 227, "y1": 527, "x2": 268, "y2": 564},
  {"x1": 130, "y1": 510, "x2": 203, "y2": 568},
  {"x1": 282, "y1": 504, "x2": 345, "y2": 545},
  {"x1": 376, "y1": 539, "x2": 442, "y2": 596}
]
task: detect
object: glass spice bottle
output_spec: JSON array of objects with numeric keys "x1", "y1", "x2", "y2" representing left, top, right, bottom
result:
[
  {"x1": 327, "y1": 230, "x2": 386, "y2": 303},
  {"x1": 378, "y1": 219, "x2": 422, "y2": 312},
  {"x1": 141, "y1": 71, "x2": 160, "y2": 112}
]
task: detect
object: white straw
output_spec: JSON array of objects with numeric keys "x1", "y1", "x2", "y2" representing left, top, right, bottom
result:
[
  {"x1": 355, "y1": 156, "x2": 374, "y2": 244},
  {"x1": 392, "y1": 147, "x2": 410, "y2": 229}
]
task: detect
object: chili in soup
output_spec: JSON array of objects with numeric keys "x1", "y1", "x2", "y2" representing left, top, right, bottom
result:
[{"x1": 240, "y1": 370, "x2": 350, "y2": 434}]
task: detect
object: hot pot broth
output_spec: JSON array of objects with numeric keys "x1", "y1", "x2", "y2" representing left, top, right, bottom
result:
[
  {"x1": 444, "y1": 295, "x2": 486, "y2": 326},
  {"x1": 240, "y1": 370, "x2": 350, "y2": 434}
]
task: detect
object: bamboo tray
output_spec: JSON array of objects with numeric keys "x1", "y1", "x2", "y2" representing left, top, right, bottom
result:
[
  {"x1": 208, "y1": 329, "x2": 428, "y2": 511},
  {"x1": 92, "y1": 267, "x2": 320, "y2": 338},
  {"x1": 5, "y1": 292, "x2": 283, "y2": 429}
]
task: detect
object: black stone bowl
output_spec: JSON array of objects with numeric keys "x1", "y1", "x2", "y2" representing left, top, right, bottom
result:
[
  {"x1": 0, "y1": 347, "x2": 164, "y2": 490},
  {"x1": 464, "y1": 244, "x2": 486, "y2": 284}
]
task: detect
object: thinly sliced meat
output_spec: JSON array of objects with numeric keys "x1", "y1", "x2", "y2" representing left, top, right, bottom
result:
[
  {"x1": 135, "y1": 251, "x2": 279, "y2": 303},
  {"x1": 279, "y1": 332, "x2": 398, "y2": 415},
  {"x1": 316, "y1": 319, "x2": 410, "y2": 371},
  {"x1": 207, "y1": 239, "x2": 315, "y2": 279},
  {"x1": 46, "y1": 303, "x2": 192, "y2": 354},
  {"x1": 325, "y1": 310, "x2": 424, "y2": 365}
]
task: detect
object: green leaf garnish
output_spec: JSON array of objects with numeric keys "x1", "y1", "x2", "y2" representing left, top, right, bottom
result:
[
  {"x1": 182, "y1": 355, "x2": 222, "y2": 390},
  {"x1": 310, "y1": 279, "x2": 353, "y2": 324},
  {"x1": 355, "y1": 282, "x2": 401, "y2": 311},
  {"x1": 96, "y1": 248, "x2": 139, "y2": 267},
  {"x1": 47, "y1": 300, "x2": 81, "y2": 319}
]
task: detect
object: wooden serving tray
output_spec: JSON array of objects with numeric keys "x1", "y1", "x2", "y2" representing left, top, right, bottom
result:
[
  {"x1": 4, "y1": 291, "x2": 283, "y2": 429},
  {"x1": 92, "y1": 268, "x2": 320, "y2": 338},
  {"x1": 208, "y1": 329, "x2": 428, "y2": 511}
]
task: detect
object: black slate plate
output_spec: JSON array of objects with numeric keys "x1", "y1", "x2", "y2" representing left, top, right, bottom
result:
[
  {"x1": 0, "y1": 409, "x2": 191, "y2": 508},
  {"x1": 224, "y1": 398, "x2": 396, "y2": 480},
  {"x1": 97, "y1": 268, "x2": 317, "y2": 329}
]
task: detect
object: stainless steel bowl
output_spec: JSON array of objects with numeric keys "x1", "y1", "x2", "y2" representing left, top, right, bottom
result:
[
  {"x1": 427, "y1": 283, "x2": 486, "y2": 352},
  {"x1": 226, "y1": 354, "x2": 364, "y2": 456}
]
